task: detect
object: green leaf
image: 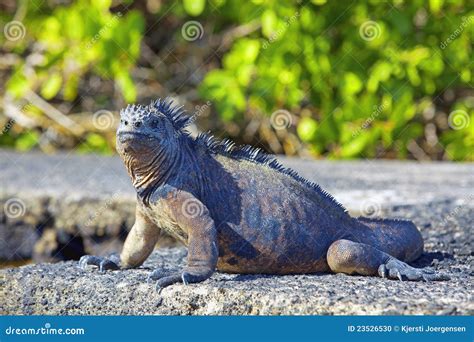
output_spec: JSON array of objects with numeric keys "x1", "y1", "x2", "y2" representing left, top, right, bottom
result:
[
  {"x1": 64, "y1": 74, "x2": 79, "y2": 101},
  {"x1": 367, "y1": 62, "x2": 392, "y2": 92},
  {"x1": 342, "y1": 72, "x2": 363, "y2": 96},
  {"x1": 429, "y1": 0, "x2": 443, "y2": 14},
  {"x1": 15, "y1": 131, "x2": 39, "y2": 151},
  {"x1": 199, "y1": 70, "x2": 245, "y2": 121},
  {"x1": 40, "y1": 72, "x2": 62, "y2": 99},
  {"x1": 407, "y1": 65, "x2": 421, "y2": 86},
  {"x1": 400, "y1": 47, "x2": 430, "y2": 65},
  {"x1": 115, "y1": 71, "x2": 136, "y2": 102},
  {"x1": 340, "y1": 132, "x2": 371, "y2": 158},
  {"x1": 6, "y1": 70, "x2": 29, "y2": 98},
  {"x1": 93, "y1": 0, "x2": 112, "y2": 12},
  {"x1": 183, "y1": 0, "x2": 205, "y2": 16},
  {"x1": 261, "y1": 9, "x2": 277, "y2": 38},
  {"x1": 78, "y1": 133, "x2": 112, "y2": 154},
  {"x1": 297, "y1": 117, "x2": 318, "y2": 142}
]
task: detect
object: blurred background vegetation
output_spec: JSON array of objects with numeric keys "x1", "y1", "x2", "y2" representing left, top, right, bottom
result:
[{"x1": 0, "y1": 0, "x2": 472, "y2": 160}]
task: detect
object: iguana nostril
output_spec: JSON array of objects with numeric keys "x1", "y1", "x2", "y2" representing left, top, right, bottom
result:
[{"x1": 124, "y1": 120, "x2": 128, "y2": 126}]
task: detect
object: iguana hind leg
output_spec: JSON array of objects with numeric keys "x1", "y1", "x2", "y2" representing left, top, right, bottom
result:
[{"x1": 327, "y1": 239, "x2": 449, "y2": 281}]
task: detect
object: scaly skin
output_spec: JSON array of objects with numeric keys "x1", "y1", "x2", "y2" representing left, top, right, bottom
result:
[{"x1": 79, "y1": 98, "x2": 449, "y2": 289}]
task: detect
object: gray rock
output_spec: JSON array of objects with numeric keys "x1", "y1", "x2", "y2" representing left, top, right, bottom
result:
[
  {"x1": 0, "y1": 251, "x2": 472, "y2": 315},
  {"x1": 0, "y1": 149, "x2": 473, "y2": 314},
  {"x1": 1, "y1": 201, "x2": 473, "y2": 315}
]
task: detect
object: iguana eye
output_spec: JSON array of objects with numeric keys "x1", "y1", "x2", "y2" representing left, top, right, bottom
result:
[{"x1": 134, "y1": 121, "x2": 141, "y2": 128}]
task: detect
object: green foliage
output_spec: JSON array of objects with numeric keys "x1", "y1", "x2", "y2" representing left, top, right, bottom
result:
[
  {"x1": 196, "y1": 0, "x2": 473, "y2": 160},
  {"x1": 183, "y1": 0, "x2": 206, "y2": 16},
  {"x1": 3, "y1": 0, "x2": 144, "y2": 103},
  {"x1": 1, "y1": 0, "x2": 472, "y2": 160},
  {"x1": 15, "y1": 131, "x2": 40, "y2": 151},
  {"x1": 77, "y1": 133, "x2": 113, "y2": 155}
]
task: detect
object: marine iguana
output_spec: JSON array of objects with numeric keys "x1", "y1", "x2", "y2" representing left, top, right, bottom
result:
[{"x1": 79, "y1": 98, "x2": 449, "y2": 289}]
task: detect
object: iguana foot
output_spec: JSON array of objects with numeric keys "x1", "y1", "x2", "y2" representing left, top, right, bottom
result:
[
  {"x1": 378, "y1": 258, "x2": 450, "y2": 281},
  {"x1": 148, "y1": 268, "x2": 212, "y2": 291},
  {"x1": 328, "y1": 239, "x2": 450, "y2": 281},
  {"x1": 79, "y1": 254, "x2": 120, "y2": 272}
]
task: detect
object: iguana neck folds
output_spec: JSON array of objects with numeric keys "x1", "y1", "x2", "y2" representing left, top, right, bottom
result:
[{"x1": 130, "y1": 137, "x2": 203, "y2": 205}]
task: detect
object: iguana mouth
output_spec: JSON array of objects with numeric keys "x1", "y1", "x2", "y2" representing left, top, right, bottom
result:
[{"x1": 117, "y1": 131, "x2": 154, "y2": 143}]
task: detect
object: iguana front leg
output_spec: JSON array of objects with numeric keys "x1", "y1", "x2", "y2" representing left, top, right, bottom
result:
[
  {"x1": 149, "y1": 191, "x2": 218, "y2": 290},
  {"x1": 327, "y1": 239, "x2": 449, "y2": 281},
  {"x1": 79, "y1": 204, "x2": 160, "y2": 271}
]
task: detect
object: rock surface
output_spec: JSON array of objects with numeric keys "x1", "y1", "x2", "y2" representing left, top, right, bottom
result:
[
  {"x1": 0, "y1": 149, "x2": 473, "y2": 315},
  {"x1": 1, "y1": 200, "x2": 473, "y2": 315}
]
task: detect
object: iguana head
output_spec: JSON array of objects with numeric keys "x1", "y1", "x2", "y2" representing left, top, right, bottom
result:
[
  {"x1": 116, "y1": 101, "x2": 178, "y2": 152},
  {"x1": 116, "y1": 98, "x2": 189, "y2": 199}
]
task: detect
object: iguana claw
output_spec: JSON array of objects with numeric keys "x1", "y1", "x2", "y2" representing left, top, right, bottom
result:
[
  {"x1": 147, "y1": 269, "x2": 166, "y2": 283},
  {"x1": 79, "y1": 254, "x2": 120, "y2": 272},
  {"x1": 148, "y1": 269, "x2": 212, "y2": 291},
  {"x1": 378, "y1": 258, "x2": 450, "y2": 281}
]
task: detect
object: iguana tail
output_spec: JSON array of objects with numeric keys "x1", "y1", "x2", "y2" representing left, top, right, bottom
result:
[{"x1": 356, "y1": 216, "x2": 424, "y2": 262}]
